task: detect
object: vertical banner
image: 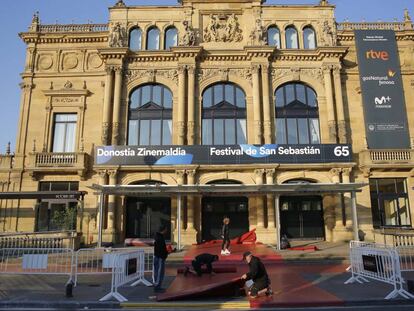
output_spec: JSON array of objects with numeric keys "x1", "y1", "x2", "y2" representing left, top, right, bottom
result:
[{"x1": 355, "y1": 30, "x2": 410, "y2": 149}]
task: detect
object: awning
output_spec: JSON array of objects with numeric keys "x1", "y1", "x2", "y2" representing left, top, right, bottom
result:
[
  {"x1": 0, "y1": 191, "x2": 87, "y2": 200},
  {"x1": 89, "y1": 183, "x2": 366, "y2": 197}
]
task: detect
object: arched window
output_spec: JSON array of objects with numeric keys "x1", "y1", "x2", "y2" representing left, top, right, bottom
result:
[
  {"x1": 165, "y1": 27, "x2": 178, "y2": 49},
  {"x1": 146, "y1": 27, "x2": 160, "y2": 50},
  {"x1": 202, "y1": 83, "x2": 247, "y2": 145},
  {"x1": 129, "y1": 28, "x2": 142, "y2": 51},
  {"x1": 285, "y1": 26, "x2": 298, "y2": 49},
  {"x1": 267, "y1": 26, "x2": 281, "y2": 48},
  {"x1": 303, "y1": 26, "x2": 317, "y2": 49},
  {"x1": 274, "y1": 83, "x2": 320, "y2": 144},
  {"x1": 128, "y1": 84, "x2": 172, "y2": 145}
]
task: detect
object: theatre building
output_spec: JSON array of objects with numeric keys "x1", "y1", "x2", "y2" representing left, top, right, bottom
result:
[{"x1": 1, "y1": 0, "x2": 414, "y2": 246}]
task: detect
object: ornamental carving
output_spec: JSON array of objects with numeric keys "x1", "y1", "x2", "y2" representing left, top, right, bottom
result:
[
  {"x1": 318, "y1": 20, "x2": 337, "y2": 47},
  {"x1": 249, "y1": 19, "x2": 267, "y2": 45},
  {"x1": 198, "y1": 68, "x2": 252, "y2": 85},
  {"x1": 203, "y1": 14, "x2": 243, "y2": 43},
  {"x1": 109, "y1": 22, "x2": 127, "y2": 47},
  {"x1": 271, "y1": 68, "x2": 323, "y2": 84},
  {"x1": 179, "y1": 21, "x2": 197, "y2": 46},
  {"x1": 124, "y1": 69, "x2": 179, "y2": 85}
]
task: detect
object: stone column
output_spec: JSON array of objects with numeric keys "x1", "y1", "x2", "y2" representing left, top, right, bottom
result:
[
  {"x1": 342, "y1": 168, "x2": 353, "y2": 230},
  {"x1": 102, "y1": 67, "x2": 114, "y2": 145},
  {"x1": 177, "y1": 66, "x2": 187, "y2": 145},
  {"x1": 97, "y1": 170, "x2": 108, "y2": 234},
  {"x1": 333, "y1": 66, "x2": 347, "y2": 143},
  {"x1": 112, "y1": 66, "x2": 123, "y2": 145},
  {"x1": 183, "y1": 169, "x2": 197, "y2": 244},
  {"x1": 261, "y1": 65, "x2": 272, "y2": 144},
  {"x1": 252, "y1": 65, "x2": 262, "y2": 144},
  {"x1": 187, "y1": 66, "x2": 196, "y2": 145},
  {"x1": 174, "y1": 170, "x2": 186, "y2": 243},
  {"x1": 107, "y1": 170, "x2": 117, "y2": 233},
  {"x1": 265, "y1": 169, "x2": 276, "y2": 229},
  {"x1": 323, "y1": 65, "x2": 337, "y2": 143},
  {"x1": 254, "y1": 169, "x2": 265, "y2": 228},
  {"x1": 329, "y1": 168, "x2": 342, "y2": 242}
]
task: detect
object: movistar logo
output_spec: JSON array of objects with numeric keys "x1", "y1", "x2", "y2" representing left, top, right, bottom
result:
[{"x1": 374, "y1": 96, "x2": 391, "y2": 105}]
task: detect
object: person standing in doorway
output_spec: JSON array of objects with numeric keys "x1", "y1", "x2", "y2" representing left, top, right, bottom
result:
[
  {"x1": 153, "y1": 225, "x2": 168, "y2": 292},
  {"x1": 221, "y1": 216, "x2": 231, "y2": 255}
]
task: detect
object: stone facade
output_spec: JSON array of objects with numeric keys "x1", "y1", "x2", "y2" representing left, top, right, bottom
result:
[{"x1": 0, "y1": 0, "x2": 414, "y2": 246}]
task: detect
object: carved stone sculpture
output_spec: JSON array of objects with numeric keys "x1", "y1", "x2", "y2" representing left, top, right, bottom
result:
[
  {"x1": 319, "y1": 20, "x2": 337, "y2": 47},
  {"x1": 250, "y1": 19, "x2": 267, "y2": 45},
  {"x1": 109, "y1": 22, "x2": 126, "y2": 47},
  {"x1": 203, "y1": 14, "x2": 243, "y2": 42},
  {"x1": 179, "y1": 21, "x2": 196, "y2": 46}
]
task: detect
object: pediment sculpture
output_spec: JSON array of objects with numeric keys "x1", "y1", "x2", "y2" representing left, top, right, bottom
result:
[
  {"x1": 249, "y1": 19, "x2": 267, "y2": 45},
  {"x1": 203, "y1": 14, "x2": 243, "y2": 43},
  {"x1": 179, "y1": 21, "x2": 196, "y2": 46}
]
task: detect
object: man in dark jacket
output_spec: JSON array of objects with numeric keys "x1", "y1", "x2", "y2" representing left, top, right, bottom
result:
[
  {"x1": 153, "y1": 225, "x2": 168, "y2": 292},
  {"x1": 184, "y1": 253, "x2": 219, "y2": 277},
  {"x1": 241, "y1": 251, "x2": 272, "y2": 298}
]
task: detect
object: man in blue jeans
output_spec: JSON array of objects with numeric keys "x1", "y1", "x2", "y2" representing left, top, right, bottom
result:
[{"x1": 153, "y1": 225, "x2": 168, "y2": 292}]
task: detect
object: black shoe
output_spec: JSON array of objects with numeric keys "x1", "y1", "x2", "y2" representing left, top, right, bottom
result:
[
  {"x1": 184, "y1": 266, "x2": 189, "y2": 277},
  {"x1": 265, "y1": 288, "x2": 273, "y2": 296}
]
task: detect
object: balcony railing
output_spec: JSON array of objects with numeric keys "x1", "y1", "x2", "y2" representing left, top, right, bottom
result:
[
  {"x1": 39, "y1": 23, "x2": 108, "y2": 33},
  {"x1": 337, "y1": 22, "x2": 406, "y2": 31},
  {"x1": 28, "y1": 152, "x2": 88, "y2": 179},
  {"x1": 359, "y1": 149, "x2": 414, "y2": 167}
]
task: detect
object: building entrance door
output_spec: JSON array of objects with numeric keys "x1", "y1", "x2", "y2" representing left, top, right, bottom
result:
[
  {"x1": 280, "y1": 196, "x2": 324, "y2": 239},
  {"x1": 125, "y1": 197, "x2": 171, "y2": 238},
  {"x1": 201, "y1": 197, "x2": 249, "y2": 241}
]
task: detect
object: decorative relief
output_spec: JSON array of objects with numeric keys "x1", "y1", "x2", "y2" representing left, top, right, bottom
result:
[
  {"x1": 109, "y1": 22, "x2": 127, "y2": 47},
  {"x1": 179, "y1": 21, "x2": 197, "y2": 46},
  {"x1": 125, "y1": 69, "x2": 179, "y2": 85},
  {"x1": 38, "y1": 55, "x2": 54, "y2": 71},
  {"x1": 249, "y1": 19, "x2": 267, "y2": 45},
  {"x1": 87, "y1": 53, "x2": 104, "y2": 69},
  {"x1": 62, "y1": 53, "x2": 79, "y2": 70},
  {"x1": 64, "y1": 81, "x2": 73, "y2": 89},
  {"x1": 52, "y1": 97, "x2": 82, "y2": 104},
  {"x1": 318, "y1": 20, "x2": 337, "y2": 47},
  {"x1": 203, "y1": 14, "x2": 243, "y2": 43},
  {"x1": 198, "y1": 68, "x2": 252, "y2": 84},
  {"x1": 271, "y1": 67, "x2": 323, "y2": 84}
]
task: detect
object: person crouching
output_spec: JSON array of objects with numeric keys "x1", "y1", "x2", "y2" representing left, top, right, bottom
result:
[
  {"x1": 241, "y1": 251, "x2": 272, "y2": 298},
  {"x1": 184, "y1": 253, "x2": 219, "y2": 277}
]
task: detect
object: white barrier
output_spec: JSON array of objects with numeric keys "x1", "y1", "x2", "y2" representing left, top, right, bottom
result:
[
  {"x1": 396, "y1": 246, "x2": 414, "y2": 272},
  {"x1": 0, "y1": 248, "x2": 74, "y2": 283},
  {"x1": 345, "y1": 241, "x2": 414, "y2": 299},
  {"x1": 99, "y1": 250, "x2": 152, "y2": 302}
]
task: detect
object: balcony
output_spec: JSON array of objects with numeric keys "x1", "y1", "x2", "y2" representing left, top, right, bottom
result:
[
  {"x1": 359, "y1": 149, "x2": 414, "y2": 170},
  {"x1": 27, "y1": 152, "x2": 89, "y2": 180}
]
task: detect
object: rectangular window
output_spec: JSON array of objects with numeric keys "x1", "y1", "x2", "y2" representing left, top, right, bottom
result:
[
  {"x1": 287, "y1": 118, "x2": 298, "y2": 144},
  {"x1": 139, "y1": 120, "x2": 150, "y2": 145},
  {"x1": 150, "y1": 120, "x2": 161, "y2": 145},
  {"x1": 162, "y1": 120, "x2": 172, "y2": 145},
  {"x1": 52, "y1": 114, "x2": 77, "y2": 152},
  {"x1": 225, "y1": 119, "x2": 235, "y2": 144},
  {"x1": 128, "y1": 120, "x2": 139, "y2": 145},
  {"x1": 298, "y1": 118, "x2": 309, "y2": 144},
  {"x1": 236, "y1": 119, "x2": 247, "y2": 144},
  {"x1": 214, "y1": 119, "x2": 224, "y2": 145},
  {"x1": 369, "y1": 178, "x2": 411, "y2": 228},
  {"x1": 202, "y1": 119, "x2": 212, "y2": 145},
  {"x1": 36, "y1": 182, "x2": 78, "y2": 232}
]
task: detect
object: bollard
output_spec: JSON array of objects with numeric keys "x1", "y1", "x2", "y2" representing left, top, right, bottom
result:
[{"x1": 65, "y1": 280, "x2": 74, "y2": 298}]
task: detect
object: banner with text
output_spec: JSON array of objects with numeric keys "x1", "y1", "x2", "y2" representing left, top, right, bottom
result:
[
  {"x1": 355, "y1": 30, "x2": 410, "y2": 149},
  {"x1": 95, "y1": 144, "x2": 352, "y2": 166}
]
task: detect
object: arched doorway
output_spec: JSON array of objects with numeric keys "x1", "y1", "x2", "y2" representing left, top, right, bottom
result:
[
  {"x1": 125, "y1": 181, "x2": 171, "y2": 239},
  {"x1": 201, "y1": 180, "x2": 249, "y2": 241},
  {"x1": 280, "y1": 180, "x2": 325, "y2": 239}
]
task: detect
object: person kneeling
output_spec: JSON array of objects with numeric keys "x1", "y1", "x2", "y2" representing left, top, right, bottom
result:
[
  {"x1": 241, "y1": 251, "x2": 272, "y2": 298},
  {"x1": 184, "y1": 253, "x2": 219, "y2": 277}
]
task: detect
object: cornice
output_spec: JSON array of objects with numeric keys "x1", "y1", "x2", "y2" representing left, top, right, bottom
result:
[
  {"x1": 19, "y1": 32, "x2": 108, "y2": 45},
  {"x1": 98, "y1": 47, "x2": 129, "y2": 60},
  {"x1": 338, "y1": 30, "x2": 414, "y2": 42}
]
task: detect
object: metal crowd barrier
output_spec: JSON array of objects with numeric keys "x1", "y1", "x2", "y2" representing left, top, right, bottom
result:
[
  {"x1": 0, "y1": 248, "x2": 74, "y2": 283},
  {"x1": 345, "y1": 241, "x2": 414, "y2": 299},
  {"x1": 99, "y1": 250, "x2": 152, "y2": 302},
  {"x1": 396, "y1": 246, "x2": 414, "y2": 272},
  {"x1": 74, "y1": 247, "x2": 154, "y2": 286}
]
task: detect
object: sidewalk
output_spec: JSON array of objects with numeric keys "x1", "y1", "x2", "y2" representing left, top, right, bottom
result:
[{"x1": 0, "y1": 243, "x2": 413, "y2": 309}]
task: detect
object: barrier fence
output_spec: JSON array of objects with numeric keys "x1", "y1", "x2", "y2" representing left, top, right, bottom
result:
[
  {"x1": 0, "y1": 248, "x2": 74, "y2": 283},
  {"x1": 345, "y1": 241, "x2": 414, "y2": 299},
  {"x1": 0, "y1": 246, "x2": 154, "y2": 301},
  {"x1": 99, "y1": 250, "x2": 152, "y2": 302}
]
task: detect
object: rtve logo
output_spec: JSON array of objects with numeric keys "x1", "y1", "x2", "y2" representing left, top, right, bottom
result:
[{"x1": 366, "y1": 49, "x2": 389, "y2": 61}]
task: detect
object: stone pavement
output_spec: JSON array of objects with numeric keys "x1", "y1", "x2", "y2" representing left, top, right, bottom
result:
[{"x1": 0, "y1": 242, "x2": 413, "y2": 309}]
